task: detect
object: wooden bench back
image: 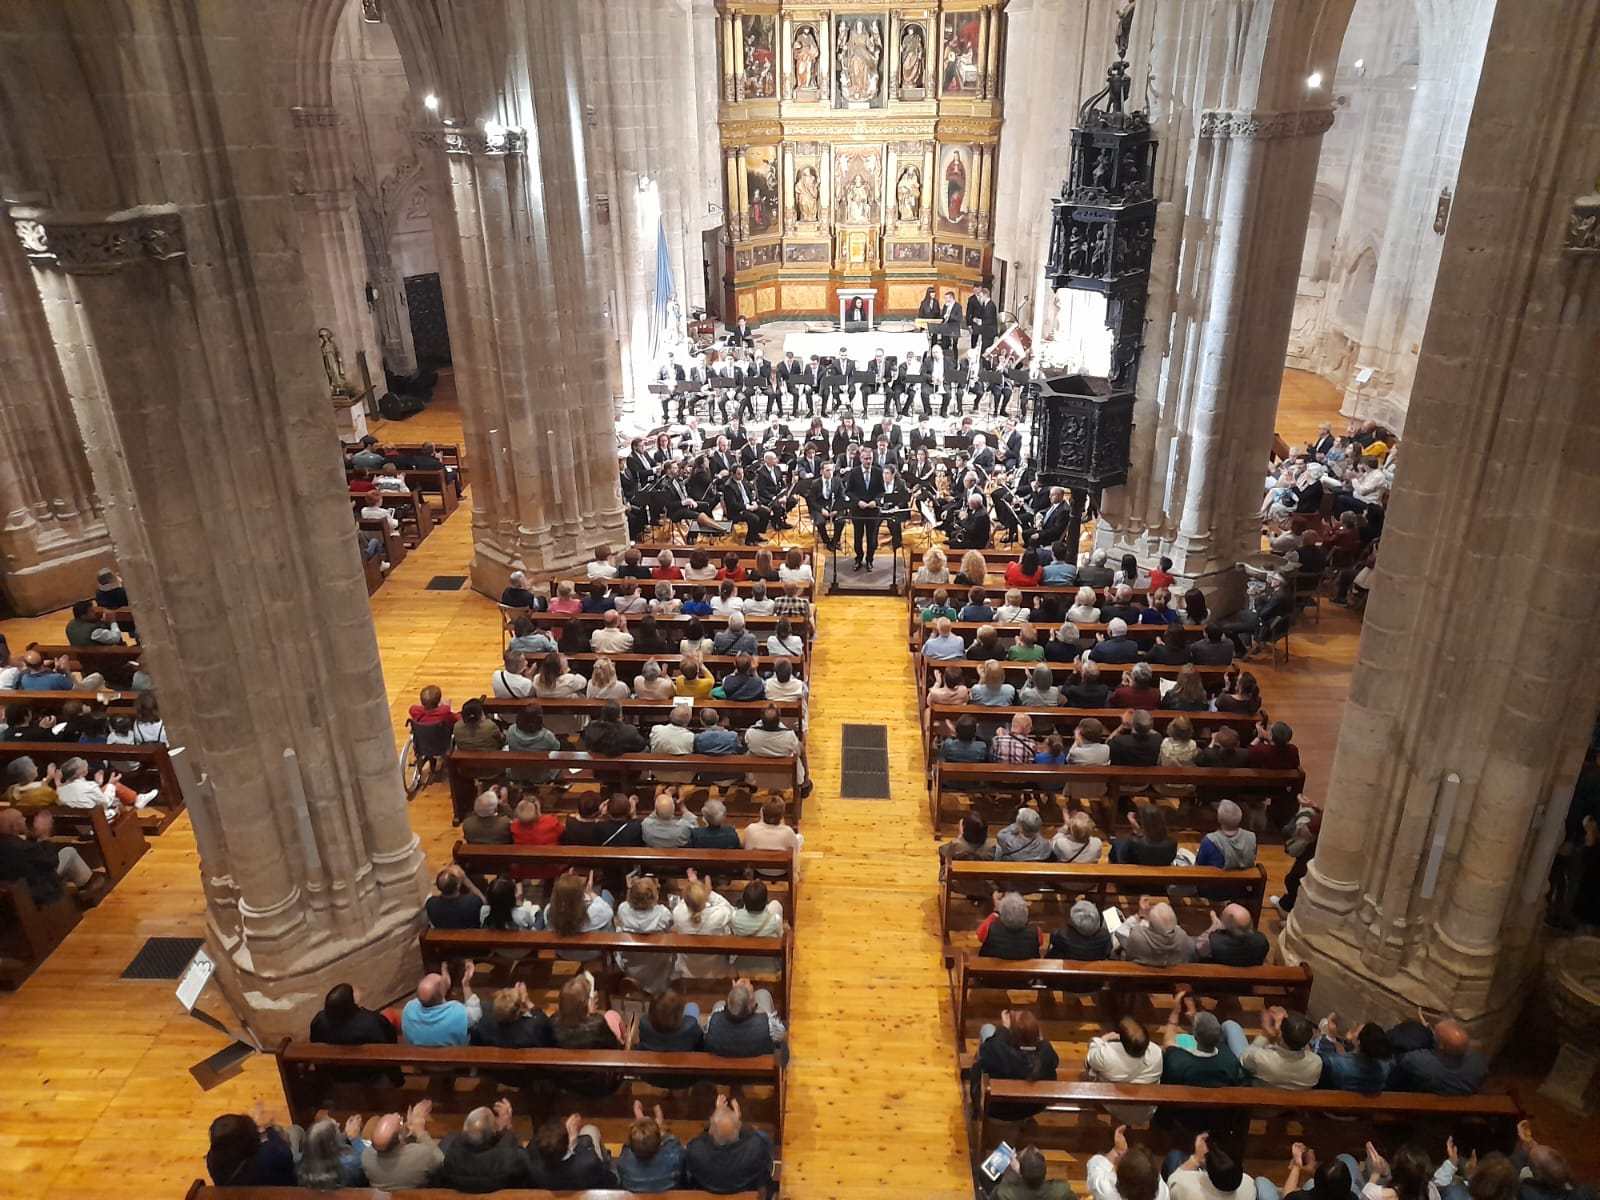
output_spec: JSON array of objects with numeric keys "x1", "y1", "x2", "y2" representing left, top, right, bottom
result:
[
  {"x1": 444, "y1": 750, "x2": 802, "y2": 825},
  {"x1": 1, "y1": 741, "x2": 186, "y2": 835},
  {"x1": 940, "y1": 861, "x2": 1267, "y2": 939},
  {"x1": 954, "y1": 954, "x2": 1312, "y2": 1042}
]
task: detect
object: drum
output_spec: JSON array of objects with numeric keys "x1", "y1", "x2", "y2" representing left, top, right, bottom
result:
[{"x1": 988, "y1": 322, "x2": 1033, "y2": 368}]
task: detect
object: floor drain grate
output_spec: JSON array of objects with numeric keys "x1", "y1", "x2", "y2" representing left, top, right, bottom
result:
[
  {"x1": 121, "y1": 936, "x2": 204, "y2": 980},
  {"x1": 839, "y1": 723, "x2": 891, "y2": 799},
  {"x1": 425, "y1": 575, "x2": 468, "y2": 591}
]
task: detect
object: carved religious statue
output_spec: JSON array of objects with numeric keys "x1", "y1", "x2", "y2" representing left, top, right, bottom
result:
[
  {"x1": 794, "y1": 166, "x2": 822, "y2": 223},
  {"x1": 836, "y1": 18, "x2": 882, "y2": 103},
  {"x1": 844, "y1": 172, "x2": 874, "y2": 223},
  {"x1": 792, "y1": 24, "x2": 820, "y2": 91},
  {"x1": 896, "y1": 165, "x2": 922, "y2": 222},
  {"x1": 899, "y1": 24, "x2": 926, "y2": 91},
  {"x1": 318, "y1": 327, "x2": 352, "y2": 395}
]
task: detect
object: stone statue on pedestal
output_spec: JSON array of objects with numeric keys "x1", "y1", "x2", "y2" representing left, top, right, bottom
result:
[{"x1": 318, "y1": 327, "x2": 352, "y2": 397}]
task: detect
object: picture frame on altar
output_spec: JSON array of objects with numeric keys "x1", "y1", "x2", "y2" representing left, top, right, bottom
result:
[
  {"x1": 742, "y1": 15, "x2": 777, "y2": 99},
  {"x1": 747, "y1": 145, "x2": 780, "y2": 236},
  {"x1": 940, "y1": 11, "x2": 982, "y2": 96}
]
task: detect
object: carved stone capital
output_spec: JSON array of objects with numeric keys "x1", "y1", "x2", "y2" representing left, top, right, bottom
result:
[
  {"x1": 1198, "y1": 107, "x2": 1336, "y2": 141},
  {"x1": 1565, "y1": 193, "x2": 1600, "y2": 257},
  {"x1": 10, "y1": 205, "x2": 186, "y2": 275},
  {"x1": 414, "y1": 126, "x2": 527, "y2": 157}
]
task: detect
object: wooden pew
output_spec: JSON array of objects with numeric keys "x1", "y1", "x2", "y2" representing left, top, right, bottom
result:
[
  {"x1": 519, "y1": 611, "x2": 815, "y2": 648},
  {"x1": 912, "y1": 620, "x2": 1202, "y2": 649},
  {"x1": 422, "y1": 927, "x2": 795, "y2": 1019},
  {"x1": 907, "y1": 580, "x2": 1159, "y2": 644},
  {"x1": 631, "y1": 544, "x2": 812, "y2": 566},
  {"x1": 444, "y1": 751, "x2": 802, "y2": 826},
  {"x1": 452, "y1": 843, "x2": 800, "y2": 917},
  {"x1": 918, "y1": 656, "x2": 1234, "y2": 698},
  {"x1": 356, "y1": 513, "x2": 407, "y2": 569},
  {"x1": 0, "y1": 689, "x2": 137, "y2": 716},
  {"x1": 552, "y1": 575, "x2": 817, "y2": 601},
  {"x1": 940, "y1": 861, "x2": 1268, "y2": 940},
  {"x1": 0, "y1": 880, "x2": 80, "y2": 987},
  {"x1": 924, "y1": 706, "x2": 1258, "y2": 762},
  {"x1": 343, "y1": 439, "x2": 469, "y2": 481},
  {"x1": 954, "y1": 954, "x2": 1312, "y2": 1046},
  {"x1": 509, "y1": 652, "x2": 809, "y2": 683},
  {"x1": 929, "y1": 761, "x2": 1304, "y2": 834},
  {"x1": 1, "y1": 741, "x2": 187, "y2": 835},
  {"x1": 350, "y1": 489, "x2": 432, "y2": 546},
  {"x1": 26, "y1": 645, "x2": 142, "y2": 688},
  {"x1": 30, "y1": 804, "x2": 149, "y2": 887},
  {"x1": 978, "y1": 1078, "x2": 1521, "y2": 1148},
  {"x1": 197, "y1": 1191, "x2": 750, "y2": 1200},
  {"x1": 273, "y1": 1040, "x2": 786, "y2": 1150},
  {"x1": 402, "y1": 468, "x2": 458, "y2": 520},
  {"x1": 480, "y1": 697, "x2": 803, "y2": 741}
]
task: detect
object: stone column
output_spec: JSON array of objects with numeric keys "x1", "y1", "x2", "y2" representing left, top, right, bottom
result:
[
  {"x1": 1095, "y1": 1, "x2": 1352, "y2": 599},
  {"x1": 0, "y1": 216, "x2": 114, "y2": 615},
  {"x1": 581, "y1": 0, "x2": 720, "y2": 417},
  {"x1": 385, "y1": 0, "x2": 628, "y2": 596},
  {"x1": 1282, "y1": 0, "x2": 1600, "y2": 1051},
  {"x1": 1339, "y1": 0, "x2": 1495, "y2": 433},
  {"x1": 0, "y1": 0, "x2": 428, "y2": 1041}
]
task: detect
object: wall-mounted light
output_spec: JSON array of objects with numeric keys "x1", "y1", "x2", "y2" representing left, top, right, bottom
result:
[
  {"x1": 423, "y1": 93, "x2": 440, "y2": 112},
  {"x1": 1306, "y1": 71, "x2": 1324, "y2": 89},
  {"x1": 638, "y1": 175, "x2": 653, "y2": 192},
  {"x1": 1352, "y1": 58, "x2": 1364, "y2": 71}
]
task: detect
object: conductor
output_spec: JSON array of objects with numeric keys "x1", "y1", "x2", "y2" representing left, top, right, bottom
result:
[
  {"x1": 845, "y1": 446, "x2": 884, "y2": 571},
  {"x1": 966, "y1": 286, "x2": 1000, "y2": 357}
]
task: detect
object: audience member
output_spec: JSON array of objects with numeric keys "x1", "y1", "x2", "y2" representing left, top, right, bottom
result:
[
  {"x1": 684, "y1": 1096, "x2": 774, "y2": 1197},
  {"x1": 970, "y1": 1008, "x2": 1060, "y2": 1121},
  {"x1": 618, "y1": 1101, "x2": 689, "y2": 1193},
  {"x1": 310, "y1": 982, "x2": 397, "y2": 1046},
  {"x1": 401, "y1": 964, "x2": 480, "y2": 1046},
  {"x1": 1196, "y1": 903, "x2": 1269, "y2": 966},
  {"x1": 207, "y1": 1111, "x2": 298, "y2": 1187},
  {"x1": 1111, "y1": 805, "x2": 1178, "y2": 866},
  {"x1": 437, "y1": 1101, "x2": 530, "y2": 1191},
  {"x1": 979, "y1": 891, "x2": 1046, "y2": 959},
  {"x1": 1196, "y1": 800, "x2": 1258, "y2": 869},
  {"x1": 1117, "y1": 898, "x2": 1195, "y2": 966},
  {"x1": 1048, "y1": 898, "x2": 1113, "y2": 961}
]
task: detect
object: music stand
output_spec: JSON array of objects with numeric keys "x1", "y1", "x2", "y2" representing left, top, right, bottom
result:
[
  {"x1": 930, "y1": 321, "x2": 962, "y2": 347},
  {"x1": 774, "y1": 438, "x2": 799, "y2": 458},
  {"x1": 943, "y1": 434, "x2": 974, "y2": 450}
]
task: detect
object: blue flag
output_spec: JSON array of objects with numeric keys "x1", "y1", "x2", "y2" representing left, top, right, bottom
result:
[{"x1": 650, "y1": 218, "x2": 675, "y2": 360}]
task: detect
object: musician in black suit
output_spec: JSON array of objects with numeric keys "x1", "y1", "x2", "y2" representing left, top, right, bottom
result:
[
  {"x1": 966, "y1": 286, "x2": 1000, "y2": 357},
  {"x1": 970, "y1": 433, "x2": 997, "y2": 476},
  {"x1": 808, "y1": 460, "x2": 847, "y2": 551},
  {"x1": 845, "y1": 447, "x2": 884, "y2": 570},
  {"x1": 937, "y1": 290, "x2": 963, "y2": 351},
  {"x1": 869, "y1": 351, "x2": 896, "y2": 416},
  {"x1": 1000, "y1": 419, "x2": 1024, "y2": 470},
  {"x1": 830, "y1": 416, "x2": 863, "y2": 462},
  {"x1": 908, "y1": 415, "x2": 939, "y2": 454},
  {"x1": 949, "y1": 488, "x2": 992, "y2": 550},
  {"x1": 721, "y1": 464, "x2": 769, "y2": 545},
  {"x1": 872, "y1": 416, "x2": 903, "y2": 452},
  {"x1": 799, "y1": 356, "x2": 824, "y2": 417},
  {"x1": 755, "y1": 451, "x2": 796, "y2": 529},
  {"x1": 706, "y1": 436, "x2": 737, "y2": 483},
  {"x1": 826, "y1": 347, "x2": 856, "y2": 417},
  {"x1": 729, "y1": 315, "x2": 755, "y2": 348},
  {"x1": 846, "y1": 296, "x2": 867, "y2": 327},
  {"x1": 1036, "y1": 486, "x2": 1074, "y2": 547},
  {"x1": 878, "y1": 463, "x2": 909, "y2": 552},
  {"x1": 870, "y1": 436, "x2": 899, "y2": 472},
  {"x1": 624, "y1": 438, "x2": 657, "y2": 492},
  {"x1": 659, "y1": 460, "x2": 721, "y2": 538},
  {"x1": 776, "y1": 352, "x2": 804, "y2": 418},
  {"x1": 917, "y1": 286, "x2": 941, "y2": 321},
  {"x1": 794, "y1": 444, "x2": 826, "y2": 488},
  {"x1": 751, "y1": 351, "x2": 781, "y2": 419}
]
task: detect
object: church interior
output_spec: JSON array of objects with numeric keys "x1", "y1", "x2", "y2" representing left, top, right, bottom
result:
[{"x1": 1, "y1": 1, "x2": 1598, "y2": 1199}]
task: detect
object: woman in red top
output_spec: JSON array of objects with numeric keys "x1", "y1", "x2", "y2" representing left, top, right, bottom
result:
[
  {"x1": 1004, "y1": 548, "x2": 1043, "y2": 588},
  {"x1": 651, "y1": 549, "x2": 684, "y2": 580},
  {"x1": 717, "y1": 552, "x2": 748, "y2": 582},
  {"x1": 509, "y1": 795, "x2": 565, "y2": 883}
]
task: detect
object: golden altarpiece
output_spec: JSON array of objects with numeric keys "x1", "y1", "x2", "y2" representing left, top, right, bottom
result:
[{"x1": 715, "y1": 1, "x2": 1006, "y2": 321}]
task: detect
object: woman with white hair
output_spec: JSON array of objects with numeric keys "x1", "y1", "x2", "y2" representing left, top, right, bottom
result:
[
  {"x1": 649, "y1": 581, "x2": 682, "y2": 616},
  {"x1": 1268, "y1": 462, "x2": 1327, "y2": 526},
  {"x1": 1018, "y1": 664, "x2": 1060, "y2": 707},
  {"x1": 1066, "y1": 586, "x2": 1101, "y2": 625},
  {"x1": 55, "y1": 755, "x2": 158, "y2": 811},
  {"x1": 500, "y1": 570, "x2": 538, "y2": 610}
]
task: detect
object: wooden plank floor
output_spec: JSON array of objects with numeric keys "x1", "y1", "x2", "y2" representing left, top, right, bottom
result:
[{"x1": 1, "y1": 371, "x2": 1590, "y2": 1199}]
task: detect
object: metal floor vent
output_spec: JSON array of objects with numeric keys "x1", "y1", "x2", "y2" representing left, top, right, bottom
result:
[
  {"x1": 425, "y1": 575, "x2": 469, "y2": 591},
  {"x1": 121, "y1": 936, "x2": 204, "y2": 980},
  {"x1": 839, "y1": 723, "x2": 892, "y2": 799}
]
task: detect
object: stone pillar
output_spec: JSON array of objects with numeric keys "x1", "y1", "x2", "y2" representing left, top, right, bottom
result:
[
  {"x1": 1340, "y1": 0, "x2": 1495, "y2": 433},
  {"x1": 0, "y1": 216, "x2": 114, "y2": 615},
  {"x1": 581, "y1": 0, "x2": 720, "y2": 418},
  {"x1": 1282, "y1": 0, "x2": 1600, "y2": 1051},
  {"x1": 0, "y1": 0, "x2": 428, "y2": 1041},
  {"x1": 1096, "y1": 0, "x2": 1352, "y2": 599},
  {"x1": 385, "y1": 0, "x2": 628, "y2": 596}
]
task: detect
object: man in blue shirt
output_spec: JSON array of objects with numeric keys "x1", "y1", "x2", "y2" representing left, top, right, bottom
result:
[
  {"x1": 693, "y1": 710, "x2": 744, "y2": 755},
  {"x1": 1388, "y1": 1018, "x2": 1488, "y2": 1094},
  {"x1": 401, "y1": 963, "x2": 481, "y2": 1046},
  {"x1": 16, "y1": 651, "x2": 80, "y2": 691},
  {"x1": 922, "y1": 618, "x2": 968, "y2": 661},
  {"x1": 719, "y1": 656, "x2": 767, "y2": 702},
  {"x1": 1313, "y1": 1018, "x2": 1392, "y2": 1094},
  {"x1": 941, "y1": 715, "x2": 990, "y2": 763}
]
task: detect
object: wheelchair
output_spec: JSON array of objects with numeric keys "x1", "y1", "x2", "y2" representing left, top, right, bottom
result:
[{"x1": 400, "y1": 718, "x2": 455, "y2": 798}]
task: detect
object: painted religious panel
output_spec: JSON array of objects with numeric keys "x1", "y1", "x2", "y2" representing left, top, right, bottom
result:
[
  {"x1": 936, "y1": 143, "x2": 976, "y2": 235},
  {"x1": 833, "y1": 145, "x2": 883, "y2": 226},
  {"x1": 746, "y1": 145, "x2": 780, "y2": 235},
  {"x1": 743, "y1": 16, "x2": 777, "y2": 99},
  {"x1": 790, "y1": 19, "x2": 824, "y2": 99},
  {"x1": 939, "y1": 11, "x2": 982, "y2": 96},
  {"x1": 896, "y1": 18, "x2": 929, "y2": 99},
  {"x1": 833, "y1": 15, "x2": 885, "y2": 108}
]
